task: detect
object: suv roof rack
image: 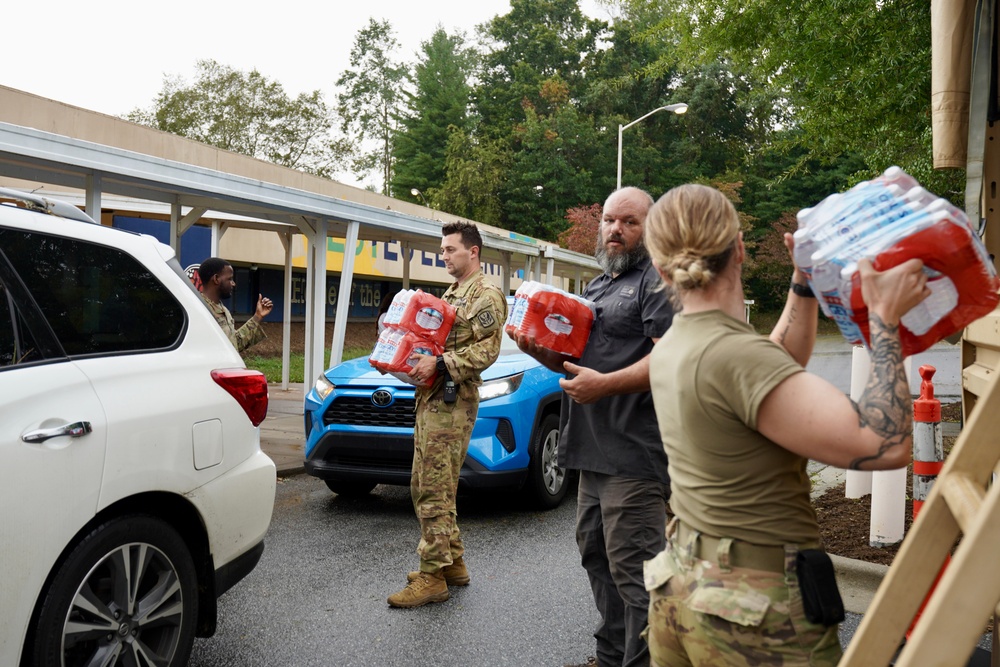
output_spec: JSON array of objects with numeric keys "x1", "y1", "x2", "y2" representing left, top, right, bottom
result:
[{"x1": 0, "y1": 187, "x2": 97, "y2": 225}]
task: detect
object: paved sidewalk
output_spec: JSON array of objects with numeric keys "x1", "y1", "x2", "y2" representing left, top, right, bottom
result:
[{"x1": 262, "y1": 383, "x2": 306, "y2": 476}]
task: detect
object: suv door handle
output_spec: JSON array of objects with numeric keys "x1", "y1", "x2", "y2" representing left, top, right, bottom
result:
[{"x1": 22, "y1": 421, "x2": 93, "y2": 443}]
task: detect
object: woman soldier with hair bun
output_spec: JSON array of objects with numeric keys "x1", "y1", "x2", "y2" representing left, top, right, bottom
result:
[{"x1": 641, "y1": 183, "x2": 931, "y2": 666}]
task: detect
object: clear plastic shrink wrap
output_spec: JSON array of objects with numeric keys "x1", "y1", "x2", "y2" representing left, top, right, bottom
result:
[
  {"x1": 369, "y1": 290, "x2": 453, "y2": 386},
  {"x1": 795, "y1": 167, "x2": 999, "y2": 355},
  {"x1": 505, "y1": 281, "x2": 596, "y2": 358}
]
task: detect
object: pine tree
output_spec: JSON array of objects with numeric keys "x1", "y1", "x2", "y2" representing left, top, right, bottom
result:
[{"x1": 391, "y1": 27, "x2": 475, "y2": 203}]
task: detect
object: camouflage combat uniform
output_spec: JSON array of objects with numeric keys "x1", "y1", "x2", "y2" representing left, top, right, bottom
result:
[
  {"x1": 412, "y1": 271, "x2": 506, "y2": 574},
  {"x1": 200, "y1": 293, "x2": 266, "y2": 353},
  {"x1": 643, "y1": 522, "x2": 842, "y2": 667}
]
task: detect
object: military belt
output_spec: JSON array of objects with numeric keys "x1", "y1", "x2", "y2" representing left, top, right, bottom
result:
[{"x1": 675, "y1": 521, "x2": 787, "y2": 574}]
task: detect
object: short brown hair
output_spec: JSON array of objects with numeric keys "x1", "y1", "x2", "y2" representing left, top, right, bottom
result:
[{"x1": 442, "y1": 221, "x2": 483, "y2": 254}]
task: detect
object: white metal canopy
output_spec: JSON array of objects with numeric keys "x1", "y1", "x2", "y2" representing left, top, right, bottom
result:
[{"x1": 0, "y1": 104, "x2": 600, "y2": 388}]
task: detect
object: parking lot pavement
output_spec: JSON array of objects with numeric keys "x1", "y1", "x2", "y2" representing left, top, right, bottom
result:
[{"x1": 264, "y1": 341, "x2": 971, "y2": 649}]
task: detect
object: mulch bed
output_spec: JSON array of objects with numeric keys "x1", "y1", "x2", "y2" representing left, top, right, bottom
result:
[{"x1": 815, "y1": 406, "x2": 961, "y2": 566}]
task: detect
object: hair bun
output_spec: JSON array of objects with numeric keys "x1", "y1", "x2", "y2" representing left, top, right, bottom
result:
[{"x1": 670, "y1": 256, "x2": 714, "y2": 290}]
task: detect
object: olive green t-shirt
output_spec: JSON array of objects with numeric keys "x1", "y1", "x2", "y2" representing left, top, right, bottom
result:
[{"x1": 650, "y1": 309, "x2": 820, "y2": 547}]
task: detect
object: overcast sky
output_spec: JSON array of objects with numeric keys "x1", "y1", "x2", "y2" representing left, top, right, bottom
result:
[
  {"x1": 3, "y1": 0, "x2": 607, "y2": 189},
  {"x1": 3, "y1": 0, "x2": 608, "y2": 117}
]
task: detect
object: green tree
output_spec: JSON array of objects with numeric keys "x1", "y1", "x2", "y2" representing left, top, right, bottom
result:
[
  {"x1": 336, "y1": 18, "x2": 409, "y2": 194},
  {"x1": 432, "y1": 127, "x2": 510, "y2": 225},
  {"x1": 503, "y1": 77, "x2": 603, "y2": 240},
  {"x1": 582, "y1": 2, "x2": 684, "y2": 195},
  {"x1": 475, "y1": 0, "x2": 607, "y2": 140},
  {"x1": 629, "y1": 0, "x2": 963, "y2": 199},
  {"x1": 391, "y1": 27, "x2": 475, "y2": 203},
  {"x1": 125, "y1": 59, "x2": 348, "y2": 177}
]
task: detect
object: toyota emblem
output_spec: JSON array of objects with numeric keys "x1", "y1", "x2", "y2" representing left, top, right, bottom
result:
[{"x1": 371, "y1": 389, "x2": 393, "y2": 407}]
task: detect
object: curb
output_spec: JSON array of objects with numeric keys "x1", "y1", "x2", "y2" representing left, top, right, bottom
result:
[
  {"x1": 831, "y1": 553, "x2": 889, "y2": 614},
  {"x1": 276, "y1": 463, "x2": 306, "y2": 477}
]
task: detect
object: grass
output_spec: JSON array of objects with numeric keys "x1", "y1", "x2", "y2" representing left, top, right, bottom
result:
[{"x1": 244, "y1": 346, "x2": 370, "y2": 383}]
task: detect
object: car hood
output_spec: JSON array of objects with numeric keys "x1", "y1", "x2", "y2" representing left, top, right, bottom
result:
[{"x1": 324, "y1": 350, "x2": 541, "y2": 387}]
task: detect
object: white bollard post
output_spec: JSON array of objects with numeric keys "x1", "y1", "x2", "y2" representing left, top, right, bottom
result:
[
  {"x1": 868, "y1": 357, "x2": 913, "y2": 547},
  {"x1": 846, "y1": 346, "x2": 873, "y2": 498}
]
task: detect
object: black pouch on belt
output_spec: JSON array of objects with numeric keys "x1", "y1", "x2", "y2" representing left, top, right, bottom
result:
[{"x1": 796, "y1": 549, "x2": 845, "y2": 626}]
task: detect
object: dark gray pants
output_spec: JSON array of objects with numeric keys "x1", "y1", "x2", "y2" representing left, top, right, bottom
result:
[{"x1": 577, "y1": 471, "x2": 669, "y2": 667}]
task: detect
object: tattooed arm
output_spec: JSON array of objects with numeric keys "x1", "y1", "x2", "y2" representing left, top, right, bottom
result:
[
  {"x1": 769, "y1": 233, "x2": 818, "y2": 366},
  {"x1": 756, "y1": 258, "x2": 931, "y2": 470},
  {"x1": 845, "y1": 313, "x2": 911, "y2": 469}
]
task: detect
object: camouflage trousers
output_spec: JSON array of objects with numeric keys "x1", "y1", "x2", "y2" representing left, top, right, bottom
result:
[
  {"x1": 643, "y1": 524, "x2": 842, "y2": 667},
  {"x1": 412, "y1": 383, "x2": 478, "y2": 573}
]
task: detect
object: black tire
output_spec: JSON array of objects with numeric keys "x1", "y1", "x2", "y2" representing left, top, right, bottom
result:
[
  {"x1": 31, "y1": 515, "x2": 198, "y2": 667},
  {"x1": 526, "y1": 413, "x2": 568, "y2": 509},
  {"x1": 324, "y1": 479, "x2": 377, "y2": 497}
]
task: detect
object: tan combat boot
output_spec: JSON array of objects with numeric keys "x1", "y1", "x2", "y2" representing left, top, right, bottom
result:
[
  {"x1": 387, "y1": 570, "x2": 449, "y2": 608},
  {"x1": 407, "y1": 556, "x2": 470, "y2": 587}
]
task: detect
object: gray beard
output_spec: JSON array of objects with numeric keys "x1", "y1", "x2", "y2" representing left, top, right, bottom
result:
[{"x1": 596, "y1": 242, "x2": 648, "y2": 276}]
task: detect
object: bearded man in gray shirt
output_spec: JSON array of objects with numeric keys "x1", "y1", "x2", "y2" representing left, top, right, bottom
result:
[{"x1": 511, "y1": 187, "x2": 673, "y2": 667}]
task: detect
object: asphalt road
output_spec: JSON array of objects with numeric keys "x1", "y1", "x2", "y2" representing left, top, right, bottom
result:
[
  {"x1": 806, "y1": 335, "x2": 962, "y2": 400},
  {"x1": 188, "y1": 476, "x2": 988, "y2": 666},
  {"x1": 188, "y1": 476, "x2": 598, "y2": 667}
]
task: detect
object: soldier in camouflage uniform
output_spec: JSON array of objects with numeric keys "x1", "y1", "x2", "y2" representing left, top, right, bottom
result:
[
  {"x1": 198, "y1": 257, "x2": 273, "y2": 354},
  {"x1": 643, "y1": 522, "x2": 841, "y2": 666},
  {"x1": 642, "y1": 184, "x2": 927, "y2": 665},
  {"x1": 387, "y1": 222, "x2": 507, "y2": 609}
]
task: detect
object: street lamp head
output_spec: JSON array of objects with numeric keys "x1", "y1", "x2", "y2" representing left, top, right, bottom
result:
[
  {"x1": 410, "y1": 188, "x2": 421, "y2": 197},
  {"x1": 617, "y1": 102, "x2": 689, "y2": 189}
]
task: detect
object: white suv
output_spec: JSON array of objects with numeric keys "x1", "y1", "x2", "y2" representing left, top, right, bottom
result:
[{"x1": 0, "y1": 189, "x2": 276, "y2": 666}]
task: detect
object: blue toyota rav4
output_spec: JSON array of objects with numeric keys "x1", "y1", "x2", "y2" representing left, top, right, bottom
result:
[{"x1": 303, "y1": 319, "x2": 569, "y2": 508}]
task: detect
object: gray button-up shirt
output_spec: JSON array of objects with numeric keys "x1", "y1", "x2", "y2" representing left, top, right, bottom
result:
[{"x1": 558, "y1": 256, "x2": 674, "y2": 483}]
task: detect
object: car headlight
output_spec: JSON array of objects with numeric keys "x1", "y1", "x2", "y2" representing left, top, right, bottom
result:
[
  {"x1": 314, "y1": 375, "x2": 335, "y2": 401},
  {"x1": 478, "y1": 373, "x2": 523, "y2": 402}
]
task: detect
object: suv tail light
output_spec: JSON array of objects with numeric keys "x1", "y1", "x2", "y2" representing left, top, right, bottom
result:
[{"x1": 212, "y1": 369, "x2": 269, "y2": 426}]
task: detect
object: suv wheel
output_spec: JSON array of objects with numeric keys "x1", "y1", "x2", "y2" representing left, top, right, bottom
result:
[
  {"x1": 31, "y1": 516, "x2": 197, "y2": 667},
  {"x1": 526, "y1": 413, "x2": 568, "y2": 509},
  {"x1": 324, "y1": 480, "x2": 377, "y2": 497}
]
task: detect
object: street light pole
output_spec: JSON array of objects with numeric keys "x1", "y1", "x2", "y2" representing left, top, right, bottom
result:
[
  {"x1": 410, "y1": 188, "x2": 428, "y2": 206},
  {"x1": 616, "y1": 102, "x2": 688, "y2": 190}
]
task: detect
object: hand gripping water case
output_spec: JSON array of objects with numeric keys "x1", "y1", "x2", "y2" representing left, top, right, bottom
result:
[
  {"x1": 508, "y1": 283, "x2": 596, "y2": 357},
  {"x1": 797, "y1": 166, "x2": 999, "y2": 356},
  {"x1": 382, "y1": 331, "x2": 443, "y2": 387},
  {"x1": 845, "y1": 218, "x2": 999, "y2": 356}
]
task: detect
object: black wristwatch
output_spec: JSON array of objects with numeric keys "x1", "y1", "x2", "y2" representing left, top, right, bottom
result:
[
  {"x1": 790, "y1": 278, "x2": 815, "y2": 298},
  {"x1": 436, "y1": 355, "x2": 447, "y2": 373}
]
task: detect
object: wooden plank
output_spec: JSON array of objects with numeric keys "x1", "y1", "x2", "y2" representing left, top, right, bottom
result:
[
  {"x1": 963, "y1": 313, "x2": 1000, "y2": 348},
  {"x1": 939, "y1": 474, "x2": 986, "y2": 533},
  {"x1": 897, "y1": 482, "x2": 1000, "y2": 666},
  {"x1": 839, "y1": 488, "x2": 960, "y2": 665},
  {"x1": 842, "y1": 362, "x2": 1000, "y2": 665},
  {"x1": 964, "y1": 364, "x2": 992, "y2": 402}
]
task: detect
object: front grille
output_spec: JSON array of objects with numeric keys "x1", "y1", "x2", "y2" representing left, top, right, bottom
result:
[
  {"x1": 323, "y1": 396, "x2": 416, "y2": 428},
  {"x1": 328, "y1": 452, "x2": 413, "y2": 470}
]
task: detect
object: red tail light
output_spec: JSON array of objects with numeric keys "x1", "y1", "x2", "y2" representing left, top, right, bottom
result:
[{"x1": 212, "y1": 369, "x2": 269, "y2": 426}]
